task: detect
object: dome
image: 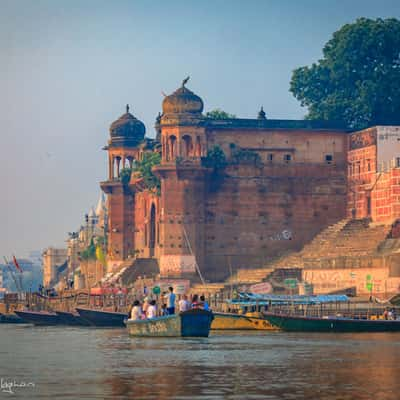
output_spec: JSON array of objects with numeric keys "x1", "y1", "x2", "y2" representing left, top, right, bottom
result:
[
  {"x1": 162, "y1": 79, "x2": 204, "y2": 116},
  {"x1": 109, "y1": 105, "x2": 145, "y2": 146}
]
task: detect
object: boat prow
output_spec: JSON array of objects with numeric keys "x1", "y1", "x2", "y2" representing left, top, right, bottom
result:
[
  {"x1": 55, "y1": 311, "x2": 92, "y2": 326},
  {"x1": 75, "y1": 308, "x2": 128, "y2": 327},
  {"x1": 14, "y1": 310, "x2": 60, "y2": 326}
]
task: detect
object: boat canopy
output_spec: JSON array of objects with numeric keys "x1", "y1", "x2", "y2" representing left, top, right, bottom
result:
[{"x1": 227, "y1": 293, "x2": 349, "y2": 306}]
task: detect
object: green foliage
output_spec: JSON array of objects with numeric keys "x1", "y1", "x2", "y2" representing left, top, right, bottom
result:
[
  {"x1": 205, "y1": 108, "x2": 236, "y2": 119},
  {"x1": 231, "y1": 147, "x2": 262, "y2": 165},
  {"x1": 80, "y1": 239, "x2": 97, "y2": 261},
  {"x1": 290, "y1": 18, "x2": 400, "y2": 129},
  {"x1": 202, "y1": 145, "x2": 227, "y2": 169},
  {"x1": 119, "y1": 167, "x2": 132, "y2": 185},
  {"x1": 133, "y1": 152, "x2": 161, "y2": 194}
]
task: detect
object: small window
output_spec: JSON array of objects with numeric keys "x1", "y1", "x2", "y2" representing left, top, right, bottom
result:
[
  {"x1": 325, "y1": 154, "x2": 333, "y2": 164},
  {"x1": 283, "y1": 154, "x2": 291, "y2": 163},
  {"x1": 396, "y1": 157, "x2": 400, "y2": 168},
  {"x1": 267, "y1": 154, "x2": 273, "y2": 162}
]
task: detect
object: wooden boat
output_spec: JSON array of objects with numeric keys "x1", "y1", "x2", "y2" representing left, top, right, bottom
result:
[
  {"x1": 264, "y1": 313, "x2": 400, "y2": 332},
  {"x1": 76, "y1": 307, "x2": 128, "y2": 327},
  {"x1": 125, "y1": 309, "x2": 213, "y2": 337},
  {"x1": 211, "y1": 312, "x2": 276, "y2": 330},
  {"x1": 14, "y1": 310, "x2": 60, "y2": 326},
  {"x1": 55, "y1": 311, "x2": 92, "y2": 326},
  {"x1": 0, "y1": 313, "x2": 25, "y2": 323}
]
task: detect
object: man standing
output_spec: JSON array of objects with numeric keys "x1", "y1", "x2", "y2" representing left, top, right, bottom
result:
[
  {"x1": 178, "y1": 295, "x2": 191, "y2": 312},
  {"x1": 165, "y1": 286, "x2": 176, "y2": 315}
]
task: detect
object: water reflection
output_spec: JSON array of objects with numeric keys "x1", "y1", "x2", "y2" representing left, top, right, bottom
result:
[{"x1": 0, "y1": 326, "x2": 399, "y2": 399}]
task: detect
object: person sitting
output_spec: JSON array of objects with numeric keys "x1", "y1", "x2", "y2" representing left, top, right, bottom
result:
[
  {"x1": 146, "y1": 300, "x2": 157, "y2": 319},
  {"x1": 178, "y1": 295, "x2": 191, "y2": 312},
  {"x1": 200, "y1": 295, "x2": 210, "y2": 311},
  {"x1": 130, "y1": 300, "x2": 142, "y2": 321}
]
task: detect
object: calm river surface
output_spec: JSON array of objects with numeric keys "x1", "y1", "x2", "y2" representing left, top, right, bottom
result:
[{"x1": 0, "y1": 324, "x2": 399, "y2": 399}]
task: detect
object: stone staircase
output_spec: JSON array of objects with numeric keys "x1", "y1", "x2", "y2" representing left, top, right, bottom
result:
[
  {"x1": 268, "y1": 218, "x2": 392, "y2": 269},
  {"x1": 226, "y1": 268, "x2": 275, "y2": 285},
  {"x1": 120, "y1": 258, "x2": 159, "y2": 285}
]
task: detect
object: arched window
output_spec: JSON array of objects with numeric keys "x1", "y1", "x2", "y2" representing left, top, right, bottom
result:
[
  {"x1": 182, "y1": 135, "x2": 193, "y2": 158},
  {"x1": 149, "y1": 204, "x2": 156, "y2": 257},
  {"x1": 169, "y1": 135, "x2": 177, "y2": 160},
  {"x1": 195, "y1": 136, "x2": 202, "y2": 157}
]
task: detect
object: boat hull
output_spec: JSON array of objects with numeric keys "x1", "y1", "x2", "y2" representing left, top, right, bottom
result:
[
  {"x1": 76, "y1": 308, "x2": 128, "y2": 327},
  {"x1": 264, "y1": 313, "x2": 400, "y2": 332},
  {"x1": 14, "y1": 311, "x2": 60, "y2": 326},
  {"x1": 55, "y1": 311, "x2": 91, "y2": 326},
  {"x1": 211, "y1": 312, "x2": 275, "y2": 330},
  {"x1": 126, "y1": 309, "x2": 213, "y2": 337},
  {"x1": 0, "y1": 313, "x2": 25, "y2": 324}
]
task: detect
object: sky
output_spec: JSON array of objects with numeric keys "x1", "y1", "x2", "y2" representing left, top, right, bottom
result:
[{"x1": 1, "y1": 0, "x2": 399, "y2": 258}]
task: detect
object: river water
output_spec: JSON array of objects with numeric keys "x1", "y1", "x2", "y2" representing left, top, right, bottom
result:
[{"x1": 0, "y1": 324, "x2": 399, "y2": 399}]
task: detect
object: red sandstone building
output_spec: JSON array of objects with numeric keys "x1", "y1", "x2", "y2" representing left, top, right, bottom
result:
[{"x1": 100, "y1": 81, "x2": 400, "y2": 287}]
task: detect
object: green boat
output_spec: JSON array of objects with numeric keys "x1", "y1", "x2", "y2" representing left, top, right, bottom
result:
[
  {"x1": 264, "y1": 313, "x2": 400, "y2": 332},
  {"x1": 125, "y1": 309, "x2": 213, "y2": 337}
]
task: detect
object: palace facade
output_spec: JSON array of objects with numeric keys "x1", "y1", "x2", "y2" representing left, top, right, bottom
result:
[{"x1": 100, "y1": 81, "x2": 400, "y2": 283}]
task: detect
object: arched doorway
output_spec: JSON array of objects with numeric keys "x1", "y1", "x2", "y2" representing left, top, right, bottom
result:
[{"x1": 149, "y1": 204, "x2": 156, "y2": 257}]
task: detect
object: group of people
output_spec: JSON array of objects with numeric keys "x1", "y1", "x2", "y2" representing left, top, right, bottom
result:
[{"x1": 128, "y1": 286, "x2": 210, "y2": 321}]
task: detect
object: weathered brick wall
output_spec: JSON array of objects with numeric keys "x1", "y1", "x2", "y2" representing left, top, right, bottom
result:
[{"x1": 203, "y1": 163, "x2": 347, "y2": 281}]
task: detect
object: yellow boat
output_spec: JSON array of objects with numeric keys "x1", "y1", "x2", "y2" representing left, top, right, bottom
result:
[{"x1": 211, "y1": 311, "x2": 277, "y2": 330}]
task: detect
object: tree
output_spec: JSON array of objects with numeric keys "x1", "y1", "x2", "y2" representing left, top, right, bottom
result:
[
  {"x1": 201, "y1": 145, "x2": 227, "y2": 169},
  {"x1": 133, "y1": 152, "x2": 161, "y2": 193},
  {"x1": 290, "y1": 18, "x2": 400, "y2": 129},
  {"x1": 205, "y1": 108, "x2": 236, "y2": 119}
]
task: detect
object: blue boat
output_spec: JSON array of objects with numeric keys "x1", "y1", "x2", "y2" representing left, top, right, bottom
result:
[
  {"x1": 0, "y1": 313, "x2": 25, "y2": 324},
  {"x1": 14, "y1": 310, "x2": 60, "y2": 326},
  {"x1": 55, "y1": 311, "x2": 92, "y2": 326},
  {"x1": 125, "y1": 309, "x2": 214, "y2": 337},
  {"x1": 76, "y1": 307, "x2": 128, "y2": 327}
]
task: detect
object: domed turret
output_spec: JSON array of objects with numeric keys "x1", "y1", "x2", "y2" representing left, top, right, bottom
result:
[
  {"x1": 257, "y1": 106, "x2": 267, "y2": 120},
  {"x1": 109, "y1": 105, "x2": 145, "y2": 147},
  {"x1": 161, "y1": 77, "x2": 204, "y2": 124}
]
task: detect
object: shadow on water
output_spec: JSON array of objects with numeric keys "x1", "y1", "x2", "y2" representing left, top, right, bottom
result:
[{"x1": 0, "y1": 326, "x2": 399, "y2": 399}]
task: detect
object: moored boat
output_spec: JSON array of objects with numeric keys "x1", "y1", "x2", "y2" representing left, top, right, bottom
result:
[
  {"x1": 264, "y1": 313, "x2": 400, "y2": 332},
  {"x1": 211, "y1": 312, "x2": 276, "y2": 330},
  {"x1": 125, "y1": 309, "x2": 214, "y2": 337},
  {"x1": 14, "y1": 310, "x2": 60, "y2": 326},
  {"x1": 55, "y1": 311, "x2": 92, "y2": 326},
  {"x1": 76, "y1": 307, "x2": 128, "y2": 327},
  {"x1": 0, "y1": 313, "x2": 25, "y2": 323}
]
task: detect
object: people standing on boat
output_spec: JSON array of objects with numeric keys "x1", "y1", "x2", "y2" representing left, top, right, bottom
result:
[
  {"x1": 142, "y1": 297, "x2": 150, "y2": 315},
  {"x1": 161, "y1": 303, "x2": 168, "y2": 316},
  {"x1": 200, "y1": 295, "x2": 210, "y2": 311},
  {"x1": 191, "y1": 294, "x2": 202, "y2": 309},
  {"x1": 130, "y1": 300, "x2": 142, "y2": 321},
  {"x1": 165, "y1": 287, "x2": 176, "y2": 315},
  {"x1": 146, "y1": 300, "x2": 157, "y2": 319},
  {"x1": 178, "y1": 295, "x2": 191, "y2": 312}
]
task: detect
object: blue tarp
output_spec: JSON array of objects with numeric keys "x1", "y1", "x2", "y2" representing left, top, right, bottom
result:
[{"x1": 226, "y1": 293, "x2": 349, "y2": 306}]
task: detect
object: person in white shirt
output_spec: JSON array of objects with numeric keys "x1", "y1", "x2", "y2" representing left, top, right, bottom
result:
[
  {"x1": 178, "y1": 295, "x2": 191, "y2": 312},
  {"x1": 146, "y1": 300, "x2": 157, "y2": 319},
  {"x1": 130, "y1": 300, "x2": 142, "y2": 321}
]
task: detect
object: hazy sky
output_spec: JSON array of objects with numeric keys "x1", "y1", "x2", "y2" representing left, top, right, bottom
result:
[{"x1": 1, "y1": 0, "x2": 399, "y2": 258}]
